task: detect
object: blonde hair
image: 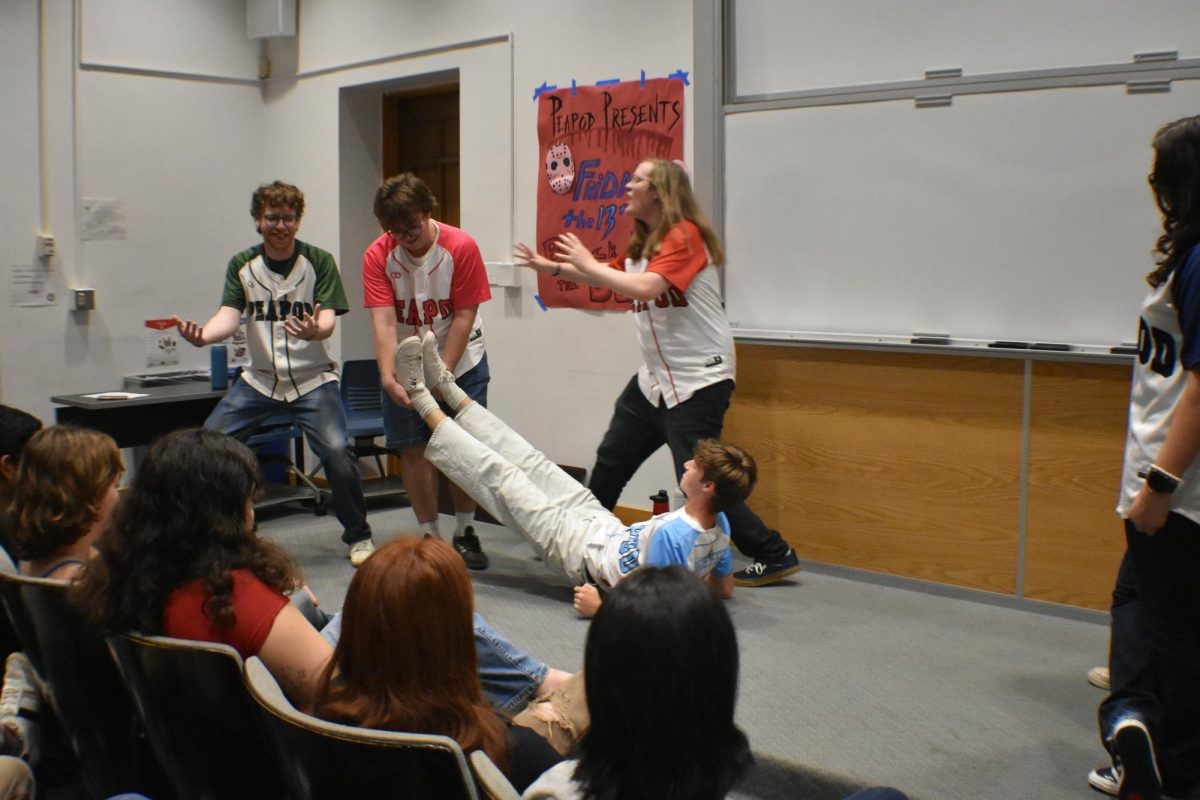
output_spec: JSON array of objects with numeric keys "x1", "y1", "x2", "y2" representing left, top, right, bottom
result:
[{"x1": 627, "y1": 159, "x2": 725, "y2": 267}]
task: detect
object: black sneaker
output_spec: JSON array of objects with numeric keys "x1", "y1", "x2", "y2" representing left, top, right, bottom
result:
[
  {"x1": 732, "y1": 548, "x2": 801, "y2": 587},
  {"x1": 1113, "y1": 719, "x2": 1162, "y2": 800},
  {"x1": 453, "y1": 526, "x2": 489, "y2": 571}
]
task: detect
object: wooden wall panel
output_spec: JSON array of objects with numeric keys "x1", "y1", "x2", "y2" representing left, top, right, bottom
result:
[
  {"x1": 1025, "y1": 361, "x2": 1130, "y2": 609},
  {"x1": 725, "y1": 345, "x2": 1024, "y2": 594}
]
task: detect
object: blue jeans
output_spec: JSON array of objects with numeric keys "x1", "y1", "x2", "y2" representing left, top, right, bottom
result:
[
  {"x1": 205, "y1": 379, "x2": 371, "y2": 545},
  {"x1": 383, "y1": 354, "x2": 491, "y2": 449},
  {"x1": 1108, "y1": 515, "x2": 1200, "y2": 797},
  {"x1": 318, "y1": 611, "x2": 547, "y2": 715},
  {"x1": 588, "y1": 376, "x2": 790, "y2": 562}
]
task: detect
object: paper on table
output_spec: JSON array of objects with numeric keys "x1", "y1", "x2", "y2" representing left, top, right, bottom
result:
[{"x1": 84, "y1": 392, "x2": 148, "y2": 401}]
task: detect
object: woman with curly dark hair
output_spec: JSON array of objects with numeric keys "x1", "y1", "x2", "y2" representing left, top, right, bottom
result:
[
  {"x1": 75, "y1": 427, "x2": 329, "y2": 705},
  {"x1": 315, "y1": 536, "x2": 560, "y2": 791},
  {"x1": 1096, "y1": 114, "x2": 1200, "y2": 800},
  {"x1": 77, "y1": 427, "x2": 567, "y2": 713}
]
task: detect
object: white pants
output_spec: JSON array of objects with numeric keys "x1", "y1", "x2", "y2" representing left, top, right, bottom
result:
[{"x1": 425, "y1": 403, "x2": 620, "y2": 583}]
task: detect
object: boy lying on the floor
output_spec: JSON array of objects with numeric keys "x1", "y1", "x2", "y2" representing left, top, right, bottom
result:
[{"x1": 395, "y1": 331, "x2": 754, "y2": 616}]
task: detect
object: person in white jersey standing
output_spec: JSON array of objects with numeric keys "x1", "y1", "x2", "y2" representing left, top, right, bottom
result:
[
  {"x1": 1099, "y1": 114, "x2": 1200, "y2": 800},
  {"x1": 362, "y1": 174, "x2": 492, "y2": 570},
  {"x1": 175, "y1": 181, "x2": 374, "y2": 566},
  {"x1": 516, "y1": 158, "x2": 800, "y2": 587}
]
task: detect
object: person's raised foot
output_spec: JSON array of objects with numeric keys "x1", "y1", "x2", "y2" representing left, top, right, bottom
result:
[
  {"x1": 421, "y1": 330, "x2": 452, "y2": 389},
  {"x1": 1088, "y1": 666, "x2": 1112, "y2": 691},
  {"x1": 394, "y1": 335, "x2": 426, "y2": 395},
  {"x1": 732, "y1": 548, "x2": 801, "y2": 587},
  {"x1": 421, "y1": 329, "x2": 468, "y2": 409},
  {"x1": 453, "y1": 525, "x2": 489, "y2": 570}
]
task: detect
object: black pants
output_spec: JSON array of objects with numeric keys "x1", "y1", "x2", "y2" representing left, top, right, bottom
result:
[
  {"x1": 1097, "y1": 549, "x2": 1151, "y2": 754},
  {"x1": 1109, "y1": 515, "x2": 1200, "y2": 797},
  {"x1": 587, "y1": 376, "x2": 791, "y2": 562}
]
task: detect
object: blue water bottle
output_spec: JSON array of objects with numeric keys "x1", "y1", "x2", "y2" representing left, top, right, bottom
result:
[{"x1": 210, "y1": 345, "x2": 228, "y2": 390}]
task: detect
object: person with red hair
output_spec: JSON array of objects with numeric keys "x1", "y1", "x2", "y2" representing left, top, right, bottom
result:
[{"x1": 315, "y1": 536, "x2": 561, "y2": 791}]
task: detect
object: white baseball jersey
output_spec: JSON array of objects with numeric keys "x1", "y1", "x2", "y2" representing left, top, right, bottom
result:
[
  {"x1": 1118, "y1": 243, "x2": 1200, "y2": 525},
  {"x1": 615, "y1": 220, "x2": 736, "y2": 408},
  {"x1": 362, "y1": 221, "x2": 490, "y2": 377},
  {"x1": 586, "y1": 507, "x2": 733, "y2": 591},
  {"x1": 221, "y1": 240, "x2": 348, "y2": 402}
]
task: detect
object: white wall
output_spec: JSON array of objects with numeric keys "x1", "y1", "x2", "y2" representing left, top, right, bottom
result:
[{"x1": 0, "y1": 0, "x2": 694, "y2": 510}]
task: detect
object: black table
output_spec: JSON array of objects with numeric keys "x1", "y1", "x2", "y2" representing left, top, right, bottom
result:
[
  {"x1": 51, "y1": 382, "x2": 227, "y2": 448},
  {"x1": 52, "y1": 381, "x2": 324, "y2": 513}
]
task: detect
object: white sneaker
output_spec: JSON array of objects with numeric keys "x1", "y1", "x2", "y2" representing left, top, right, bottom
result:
[
  {"x1": 1112, "y1": 718, "x2": 1162, "y2": 800},
  {"x1": 393, "y1": 336, "x2": 426, "y2": 394},
  {"x1": 1087, "y1": 765, "x2": 1119, "y2": 796},
  {"x1": 0, "y1": 652, "x2": 39, "y2": 759},
  {"x1": 421, "y1": 329, "x2": 451, "y2": 389},
  {"x1": 1088, "y1": 666, "x2": 1111, "y2": 690},
  {"x1": 349, "y1": 538, "x2": 375, "y2": 567}
]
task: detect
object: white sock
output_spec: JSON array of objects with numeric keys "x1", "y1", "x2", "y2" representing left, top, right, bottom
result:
[
  {"x1": 455, "y1": 511, "x2": 475, "y2": 537},
  {"x1": 419, "y1": 520, "x2": 441, "y2": 539},
  {"x1": 409, "y1": 386, "x2": 439, "y2": 418}
]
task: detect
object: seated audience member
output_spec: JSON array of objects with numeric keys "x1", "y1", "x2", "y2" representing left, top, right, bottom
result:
[
  {"x1": 1, "y1": 426, "x2": 123, "y2": 765},
  {"x1": 315, "y1": 536, "x2": 562, "y2": 791},
  {"x1": 75, "y1": 427, "x2": 566, "y2": 714},
  {"x1": 522, "y1": 567, "x2": 909, "y2": 800},
  {"x1": 9, "y1": 426, "x2": 122, "y2": 581},
  {"x1": 523, "y1": 566, "x2": 749, "y2": 800},
  {"x1": 0, "y1": 405, "x2": 43, "y2": 555},
  {"x1": 395, "y1": 332, "x2": 747, "y2": 617}
]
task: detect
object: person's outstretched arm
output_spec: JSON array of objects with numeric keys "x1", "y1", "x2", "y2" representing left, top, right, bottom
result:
[{"x1": 173, "y1": 306, "x2": 242, "y2": 346}]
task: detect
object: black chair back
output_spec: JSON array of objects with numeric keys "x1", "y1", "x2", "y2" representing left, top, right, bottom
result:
[
  {"x1": 107, "y1": 632, "x2": 288, "y2": 800},
  {"x1": 0, "y1": 564, "x2": 157, "y2": 797},
  {"x1": 244, "y1": 656, "x2": 491, "y2": 800}
]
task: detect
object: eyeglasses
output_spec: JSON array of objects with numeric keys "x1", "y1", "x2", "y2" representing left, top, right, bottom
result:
[
  {"x1": 262, "y1": 213, "x2": 299, "y2": 227},
  {"x1": 389, "y1": 220, "x2": 425, "y2": 241}
]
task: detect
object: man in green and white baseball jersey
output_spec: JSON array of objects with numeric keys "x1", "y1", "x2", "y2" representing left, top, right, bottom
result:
[{"x1": 175, "y1": 181, "x2": 376, "y2": 566}]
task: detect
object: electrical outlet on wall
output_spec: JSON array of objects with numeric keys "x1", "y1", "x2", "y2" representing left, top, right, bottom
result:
[
  {"x1": 72, "y1": 288, "x2": 95, "y2": 311},
  {"x1": 37, "y1": 234, "x2": 55, "y2": 260}
]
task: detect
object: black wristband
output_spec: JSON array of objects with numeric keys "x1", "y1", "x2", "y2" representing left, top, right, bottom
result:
[{"x1": 1138, "y1": 465, "x2": 1181, "y2": 494}]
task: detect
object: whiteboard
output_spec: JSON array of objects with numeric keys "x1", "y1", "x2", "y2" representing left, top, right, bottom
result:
[
  {"x1": 722, "y1": 83, "x2": 1200, "y2": 347},
  {"x1": 732, "y1": 0, "x2": 1200, "y2": 97}
]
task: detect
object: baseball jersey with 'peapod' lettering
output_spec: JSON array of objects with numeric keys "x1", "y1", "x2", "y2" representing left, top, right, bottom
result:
[
  {"x1": 361, "y1": 221, "x2": 490, "y2": 378},
  {"x1": 220, "y1": 240, "x2": 349, "y2": 402}
]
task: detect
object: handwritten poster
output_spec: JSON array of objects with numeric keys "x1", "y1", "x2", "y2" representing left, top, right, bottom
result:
[{"x1": 534, "y1": 78, "x2": 685, "y2": 310}]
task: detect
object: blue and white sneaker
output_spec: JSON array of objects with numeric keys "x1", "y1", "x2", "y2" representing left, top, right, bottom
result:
[
  {"x1": 1112, "y1": 719, "x2": 1162, "y2": 800},
  {"x1": 1088, "y1": 765, "x2": 1119, "y2": 797}
]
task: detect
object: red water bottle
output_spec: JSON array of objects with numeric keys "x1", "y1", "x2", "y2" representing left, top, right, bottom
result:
[{"x1": 650, "y1": 489, "x2": 669, "y2": 516}]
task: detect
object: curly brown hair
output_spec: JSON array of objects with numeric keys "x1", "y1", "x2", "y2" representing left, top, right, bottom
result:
[
  {"x1": 73, "y1": 428, "x2": 299, "y2": 635},
  {"x1": 250, "y1": 180, "x2": 305, "y2": 220},
  {"x1": 7, "y1": 426, "x2": 122, "y2": 561}
]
